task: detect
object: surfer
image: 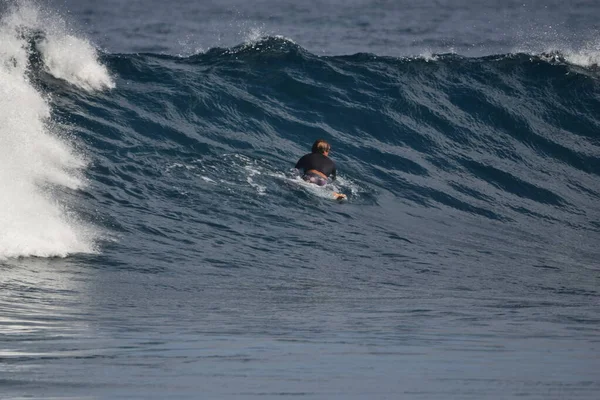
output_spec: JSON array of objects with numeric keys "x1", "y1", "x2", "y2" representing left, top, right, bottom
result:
[{"x1": 295, "y1": 139, "x2": 346, "y2": 200}]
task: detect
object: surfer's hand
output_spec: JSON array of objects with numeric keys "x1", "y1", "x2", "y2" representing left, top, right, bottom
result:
[{"x1": 333, "y1": 192, "x2": 346, "y2": 200}]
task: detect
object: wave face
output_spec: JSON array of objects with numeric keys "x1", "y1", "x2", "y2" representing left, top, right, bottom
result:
[{"x1": 29, "y1": 38, "x2": 598, "y2": 263}]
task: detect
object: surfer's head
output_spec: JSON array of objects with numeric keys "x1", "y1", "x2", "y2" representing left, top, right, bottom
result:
[{"x1": 311, "y1": 139, "x2": 331, "y2": 155}]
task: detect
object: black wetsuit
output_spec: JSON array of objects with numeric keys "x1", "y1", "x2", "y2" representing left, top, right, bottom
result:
[{"x1": 295, "y1": 153, "x2": 337, "y2": 185}]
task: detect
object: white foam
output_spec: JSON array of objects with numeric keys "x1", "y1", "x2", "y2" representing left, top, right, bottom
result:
[
  {"x1": 513, "y1": 31, "x2": 600, "y2": 69},
  {"x1": 37, "y1": 34, "x2": 115, "y2": 91},
  {"x1": 244, "y1": 26, "x2": 265, "y2": 44},
  {"x1": 334, "y1": 175, "x2": 361, "y2": 197},
  {"x1": 0, "y1": 1, "x2": 113, "y2": 259},
  {"x1": 287, "y1": 176, "x2": 340, "y2": 200},
  {"x1": 417, "y1": 50, "x2": 439, "y2": 62},
  {"x1": 562, "y1": 44, "x2": 600, "y2": 68},
  {"x1": 3, "y1": 1, "x2": 115, "y2": 91},
  {"x1": 245, "y1": 165, "x2": 266, "y2": 195},
  {"x1": 535, "y1": 47, "x2": 600, "y2": 68}
]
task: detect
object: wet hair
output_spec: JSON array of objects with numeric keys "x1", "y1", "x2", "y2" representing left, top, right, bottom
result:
[{"x1": 311, "y1": 139, "x2": 331, "y2": 154}]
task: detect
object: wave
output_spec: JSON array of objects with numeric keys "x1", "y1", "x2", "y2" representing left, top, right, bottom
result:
[
  {"x1": 97, "y1": 42, "x2": 600, "y2": 225},
  {"x1": 2, "y1": 2, "x2": 599, "y2": 261}
]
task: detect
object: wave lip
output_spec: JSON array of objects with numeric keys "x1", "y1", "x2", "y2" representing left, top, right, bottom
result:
[{"x1": 36, "y1": 32, "x2": 115, "y2": 91}]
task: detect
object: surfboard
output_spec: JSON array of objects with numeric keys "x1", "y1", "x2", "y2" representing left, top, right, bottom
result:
[{"x1": 283, "y1": 175, "x2": 347, "y2": 201}]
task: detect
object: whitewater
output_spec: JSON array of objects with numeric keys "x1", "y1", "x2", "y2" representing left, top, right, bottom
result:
[
  {"x1": 1, "y1": 1, "x2": 599, "y2": 399},
  {"x1": 0, "y1": 2, "x2": 113, "y2": 259}
]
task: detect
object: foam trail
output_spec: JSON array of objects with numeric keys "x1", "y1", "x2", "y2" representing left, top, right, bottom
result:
[{"x1": 0, "y1": 1, "x2": 114, "y2": 259}]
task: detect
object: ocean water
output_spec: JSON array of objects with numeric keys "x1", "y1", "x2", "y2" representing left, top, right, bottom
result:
[{"x1": 1, "y1": 0, "x2": 599, "y2": 398}]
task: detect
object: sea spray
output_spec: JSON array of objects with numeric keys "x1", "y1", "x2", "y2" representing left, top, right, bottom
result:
[{"x1": 0, "y1": 1, "x2": 114, "y2": 259}]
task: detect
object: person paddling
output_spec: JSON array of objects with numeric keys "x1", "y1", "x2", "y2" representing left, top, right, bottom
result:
[{"x1": 295, "y1": 139, "x2": 346, "y2": 200}]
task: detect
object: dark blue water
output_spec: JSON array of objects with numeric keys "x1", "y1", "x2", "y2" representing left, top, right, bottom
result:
[{"x1": 1, "y1": 1, "x2": 599, "y2": 399}]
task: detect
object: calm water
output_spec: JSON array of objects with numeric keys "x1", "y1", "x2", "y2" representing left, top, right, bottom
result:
[{"x1": 1, "y1": 0, "x2": 599, "y2": 398}]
